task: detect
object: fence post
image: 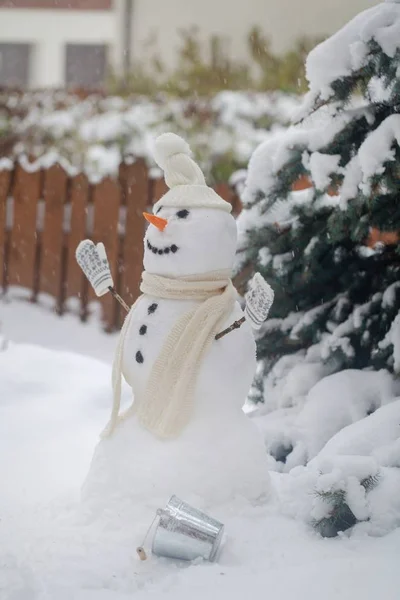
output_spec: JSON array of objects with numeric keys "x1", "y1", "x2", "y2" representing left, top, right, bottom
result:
[
  {"x1": 40, "y1": 164, "x2": 68, "y2": 312},
  {"x1": 92, "y1": 176, "x2": 121, "y2": 331},
  {"x1": 7, "y1": 165, "x2": 42, "y2": 295},
  {"x1": 119, "y1": 159, "x2": 149, "y2": 316},
  {"x1": 66, "y1": 173, "x2": 89, "y2": 318},
  {"x1": 0, "y1": 169, "x2": 12, "y2": 290},
  {"x1": 152, "y1": 177, "x2": 168, "y2": 203}
]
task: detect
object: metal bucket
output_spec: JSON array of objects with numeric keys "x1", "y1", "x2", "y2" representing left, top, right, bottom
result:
[{"x1": 151, "y1": 495, "x2": 224, "y2": 562}]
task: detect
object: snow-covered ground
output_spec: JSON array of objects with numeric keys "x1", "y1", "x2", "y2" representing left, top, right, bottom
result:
[
  {"x1": 1, "y1": 295, "x2": 400, "y2": 599},
  {"x1": 1, "y1": 291, "x2": 117, "y2": 364}
]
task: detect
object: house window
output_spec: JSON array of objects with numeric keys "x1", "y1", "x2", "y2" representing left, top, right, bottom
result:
[
  {"x1": 65, "y1": 44, "x2": 107, "y2": 89},
  {"x1": 0, "y1": 43, "x2": 31, "y2": 87}
]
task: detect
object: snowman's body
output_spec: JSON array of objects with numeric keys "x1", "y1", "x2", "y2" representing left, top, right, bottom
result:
[
  {"x1": 83, "y1": 296, "x2": 270, "y2": 512},
  {"x1": 82, "y1": 135, "x2": 271, "y2": 517}
]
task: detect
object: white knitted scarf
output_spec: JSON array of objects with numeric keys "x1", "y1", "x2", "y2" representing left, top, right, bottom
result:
[{"x1": 101, "y1": 269, "x2": 236, "y2": 439}]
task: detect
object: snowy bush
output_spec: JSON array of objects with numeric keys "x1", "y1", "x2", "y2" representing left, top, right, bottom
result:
[
  {"x1": 255, "y1": 368, "x2": 400, "y2": 471},
  {"x1": 0, "y1": 90, "x2": 301, "y2": 184},
  {"x1": 310, "y1": 457, "x2": 381, "y2": 538},
  {"x1": 277, "y1": 439, "x2": 400, "y2": 538}
]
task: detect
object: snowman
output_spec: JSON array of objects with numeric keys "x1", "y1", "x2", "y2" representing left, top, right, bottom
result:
[{"x1": 81, "y1": 133, "x2": 272, "y2": 517}]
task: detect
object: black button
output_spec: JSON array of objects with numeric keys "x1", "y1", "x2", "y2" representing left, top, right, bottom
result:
[
  {"x1": 139, "y1": 325, "x2": 147, "y2": 335},
  {"x1": 148, "y1": 303, "x2": 158, "y2": 314},
  {"x1": 136, "y1": 351, "x2": 144, "y2": 364},
  {"x1": 171, "y1": 245, "x2": 178, "y2": 253}
]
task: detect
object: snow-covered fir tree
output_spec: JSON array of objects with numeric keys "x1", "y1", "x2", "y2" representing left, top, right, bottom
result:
[{"x1": 237, "y1": 0, "x2": 400, "y2": 400}]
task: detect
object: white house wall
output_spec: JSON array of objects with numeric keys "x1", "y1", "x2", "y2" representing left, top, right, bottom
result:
[
  {"x1": 0, "y1": 0, "x2": 381, "y2": 88},
  {"x1": 0, "y1": 8, "x2": 117, "y2": 87}
]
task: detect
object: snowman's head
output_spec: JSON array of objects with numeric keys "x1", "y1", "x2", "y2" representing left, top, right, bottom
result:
[{"x1": 143, "y1": 133, "x2": 237, "y2": 278}]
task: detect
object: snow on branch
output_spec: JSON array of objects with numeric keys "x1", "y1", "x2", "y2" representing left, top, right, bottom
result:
[
  {"x1": 341, "y1": 113, "x2": 400, "y2": 206},
  {"x1": 296, "y1": 1, "x2": 400, "y2": 119},
  {"x1": 243, "y1": 106, "x2": 364, "y2": 206}
]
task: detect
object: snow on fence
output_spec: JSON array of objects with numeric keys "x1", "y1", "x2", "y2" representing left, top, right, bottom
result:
[{"x1": 0, "y1": 161, "x2": 242, "y2": 331}]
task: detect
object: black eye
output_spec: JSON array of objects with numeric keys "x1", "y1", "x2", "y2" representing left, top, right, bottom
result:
[
  {"x1": 176, "y1": 209, "x2": 189, "y2": 219},
  {"x1": 156, "y1": 205, "x2": 163, "y2": 214}
]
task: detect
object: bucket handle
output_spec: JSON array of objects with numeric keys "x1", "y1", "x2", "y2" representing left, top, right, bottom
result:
[{"x1": 136, "y1": 508, "x2": 164, "y2": 561}]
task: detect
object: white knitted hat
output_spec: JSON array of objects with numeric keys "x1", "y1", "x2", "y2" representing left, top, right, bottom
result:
[{"x1": 152, "y1": 133, "x2": 232, "y2": 214}]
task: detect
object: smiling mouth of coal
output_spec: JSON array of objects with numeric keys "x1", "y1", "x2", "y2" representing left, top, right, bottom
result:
[{"x1": 147, "y1": 239, "x2": 179, "y2": 255}]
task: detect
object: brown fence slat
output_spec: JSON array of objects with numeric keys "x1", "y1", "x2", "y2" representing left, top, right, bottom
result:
[
  {"x1": 92, "y1": 176, "x2": 121, "y2": 331},
  {"x1": 8, "y1": 165, "x2": 41, "y2": 292},
  {"x1": 120, "y1": 160, "x2": 148, "y2": 311},
  {"x1": 152, "y1": 177, "x2": 168, "y2": 204},
  {"x1": 66, "y1": 173, "x2": 89, "y2": 302},
  {"x1": 40, "y1": 164, "x2": 68, "y2": 311},
  {"x1": 214, "y1": 182, "x2": 242, "y2": 217},
  {"x1": 0, "y1": 169, "x2": 11, "y2": 289}
]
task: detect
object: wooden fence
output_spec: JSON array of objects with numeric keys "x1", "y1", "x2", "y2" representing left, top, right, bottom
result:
[{"x1": 0, "y1": 160, "x2": 242, "y2": 331}]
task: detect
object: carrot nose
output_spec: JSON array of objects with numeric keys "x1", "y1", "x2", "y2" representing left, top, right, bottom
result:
[{"x1": 143, "y1": 212, "x2": 168, "y2": 232}]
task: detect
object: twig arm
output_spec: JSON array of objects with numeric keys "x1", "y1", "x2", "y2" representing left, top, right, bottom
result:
[
  {"x1": 108, "y1": 286, "x2": 130, "y2": 313},
  {"x1": 215, "y1": 317, "x2": 245, "y2": 340}
]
